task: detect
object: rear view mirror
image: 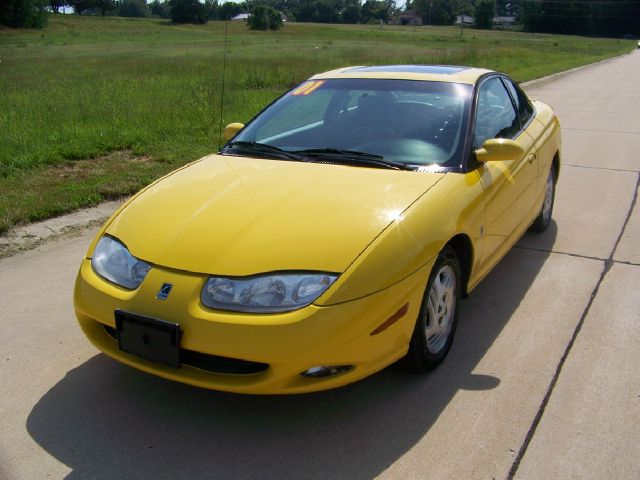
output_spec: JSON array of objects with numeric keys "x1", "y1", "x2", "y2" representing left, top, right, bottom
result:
[
  {"x1": 475, "y1": 138, "x2": 524, "y2": 163},
  {"x1": 223, "y1": 122, "x2": 245, "y2": 140}
]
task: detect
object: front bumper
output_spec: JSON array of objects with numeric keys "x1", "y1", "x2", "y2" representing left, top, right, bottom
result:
[{"x1": 74, "y1": 259, "x2": 431, "y2": 394}]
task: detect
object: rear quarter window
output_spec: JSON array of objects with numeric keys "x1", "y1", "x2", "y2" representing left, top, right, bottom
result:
[{"x1": 504, "y1": 79, "x2": 534, "y2": 128}]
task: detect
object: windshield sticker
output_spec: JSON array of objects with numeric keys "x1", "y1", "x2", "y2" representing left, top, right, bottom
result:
[{"x1": 291, "y1": 81, "x2": 325, "y2": 96}]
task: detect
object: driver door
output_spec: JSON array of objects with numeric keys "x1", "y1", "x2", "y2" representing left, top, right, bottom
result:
[{"x1": 474, "y1": 76, "x2": 537, "y2": 273}]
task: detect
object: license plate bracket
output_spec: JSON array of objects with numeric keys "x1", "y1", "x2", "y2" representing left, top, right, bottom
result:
[{"x1": 115, "y1": 310, "x2": 181, "y2": 368}]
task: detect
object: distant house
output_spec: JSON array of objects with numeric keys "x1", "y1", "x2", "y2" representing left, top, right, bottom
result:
[
  {"x1": 231, "y1": 11, "x2": 287, "y2": 23},
  {"x1": 455, "y1": 15, "x2": 474, "y2": 25},
  {"x1": 493, "y1": 16, "x2": 517, "y2": 29},
  {"x1": 389, "y1": 10, "x2": 423, "y2": 26}
]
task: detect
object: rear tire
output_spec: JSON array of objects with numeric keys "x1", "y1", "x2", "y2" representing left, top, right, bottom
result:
[
  {"x1": 403, "y1": 246, "x2": 461, "y2": 373},
  {"x1": 530, "y1": 166, "x2": 556, "y2": 233}
]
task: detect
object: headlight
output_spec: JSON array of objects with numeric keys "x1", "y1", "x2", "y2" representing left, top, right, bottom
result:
[
  {"x1": 91, "y1": 236, "x2": 151, "y2": 290},
  {"x1": 201, "y1": 273, "x2": 338, "y2": 313}
]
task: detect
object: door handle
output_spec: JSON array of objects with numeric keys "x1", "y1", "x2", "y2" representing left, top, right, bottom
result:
[{"x1": 527, "y1": 153, "x2": 537, "y2": 163}]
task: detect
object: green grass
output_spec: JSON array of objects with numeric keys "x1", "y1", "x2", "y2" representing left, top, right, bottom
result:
[{"x1": 0, "y1": 15, "x2": 634, "y2": 233}]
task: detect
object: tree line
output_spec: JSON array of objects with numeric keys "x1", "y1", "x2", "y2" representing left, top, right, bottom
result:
[
  {"x1": 0, "y1": 0, "x2": 508, "y2": 27},
  {"x1": 520, "y1": 0, "x2": 640, "y2": 36},
  {"x1": 2, "y1": 0, "x2": 639, "y2": 37}
]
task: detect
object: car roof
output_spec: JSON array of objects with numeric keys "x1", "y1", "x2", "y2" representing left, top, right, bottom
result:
[{"x1": 311, "y1": 65, "x2": 494, "y2": 85}]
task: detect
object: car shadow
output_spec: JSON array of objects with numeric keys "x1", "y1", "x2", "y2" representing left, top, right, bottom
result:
[{"x1": 27, "y1": 225, "x2": 556, "y2": 480}]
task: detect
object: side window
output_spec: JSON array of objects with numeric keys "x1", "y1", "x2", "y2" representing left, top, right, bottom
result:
[
  {"x1": 473, "y1": 77, "x2": 519, "y2": 148},
  {"x1": 504, "y1": 78, "x2": 534, "y2": 127}
]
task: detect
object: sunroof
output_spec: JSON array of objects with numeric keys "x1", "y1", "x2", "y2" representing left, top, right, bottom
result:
[{"x1": 347, "y1": 65, "x2": 467, "y2": 75}]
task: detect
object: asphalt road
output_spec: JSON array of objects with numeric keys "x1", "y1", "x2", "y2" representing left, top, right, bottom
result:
[{"x1": 1, "y1": 51, "x2": 639, "y2": 480}]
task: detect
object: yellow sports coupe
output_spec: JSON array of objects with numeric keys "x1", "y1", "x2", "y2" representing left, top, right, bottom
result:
[{"x1": 74, "y1": 65, "x2": 560, "y2": 394}]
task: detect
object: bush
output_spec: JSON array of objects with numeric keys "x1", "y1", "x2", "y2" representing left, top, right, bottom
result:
[
  {"x1": 149, "y1": 0, "x2": 170, "y2": 18},
  {"x1": 247, "y1": 5, "x2": 282, "y2": 30},
  {"x1": 170, "y1": 0, "x2": 208, "y2": 24},
  {"x1": 0, "y1": 0, "x2": 47, "y2": 28},
  {"x1": 218, "y1": 1, "x2": 242, "y2": 21},
  {"x1": 204, "y1": 0, "x2": 217, "y2": 20},
  {"x1": 474, "y1": 0, "x2": 494, "y2": 30},
  {"x1": 119, "y1": 0, "x2": 149, "y2": 17}
]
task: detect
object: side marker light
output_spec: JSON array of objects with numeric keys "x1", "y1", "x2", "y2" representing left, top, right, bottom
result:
[{"x1": 370, "y1": 303, "x2": 409, "y2": 336}]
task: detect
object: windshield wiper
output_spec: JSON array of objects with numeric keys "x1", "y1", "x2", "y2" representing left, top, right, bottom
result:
[
  {"x1": 292, "y1": 148, "x2": 412, "y2": 170},
  {"x1": 223, "y1": 141, "x2": 308, "y2": 162}
]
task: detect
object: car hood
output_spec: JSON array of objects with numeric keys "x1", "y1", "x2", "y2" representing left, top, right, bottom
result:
[{"x1": 105, "y1": 154, "x2": 445, "y2": 275}]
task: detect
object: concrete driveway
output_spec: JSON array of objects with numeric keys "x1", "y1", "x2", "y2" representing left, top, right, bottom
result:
[{"x1": 1, "y1": 51, "x2": 639, "y2": 480}]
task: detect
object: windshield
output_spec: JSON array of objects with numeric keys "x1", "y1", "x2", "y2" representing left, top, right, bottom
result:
[{"x1": 226, "y1": 78, "x2": 472, "y2": 169}]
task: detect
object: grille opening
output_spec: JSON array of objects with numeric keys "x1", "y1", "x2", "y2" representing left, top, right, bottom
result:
[{"x1": 104, "y1": 325, "x2": 269, "y2": 375}]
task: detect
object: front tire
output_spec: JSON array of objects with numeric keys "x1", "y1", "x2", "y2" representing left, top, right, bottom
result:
[
  {"x1": 403, "y1": 246, "x2": 461, "y2": 372},
  {"x1": 530, "y1": 166, "x2": 556, "y2": 233}
]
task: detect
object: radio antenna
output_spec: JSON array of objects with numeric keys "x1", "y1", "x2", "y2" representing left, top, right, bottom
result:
[{"x1": 217, "y1": 19, "x2": 229, "y2": 150}]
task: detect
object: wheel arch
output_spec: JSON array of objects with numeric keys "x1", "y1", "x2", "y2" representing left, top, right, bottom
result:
[
  {"x1": 445, "y1": 234, "x2": 473, "y2": 298},
  {"x1": 552, "y1": 151, "x2": 560, "y2": 182}
]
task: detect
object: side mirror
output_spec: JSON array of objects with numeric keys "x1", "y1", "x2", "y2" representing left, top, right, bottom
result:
[
  {"x1": 475, "y1": 138, "x2": 524, "y2": 163},
  {"x1": 223, "y1": 122, "x2": 245, "y2": 141}
]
